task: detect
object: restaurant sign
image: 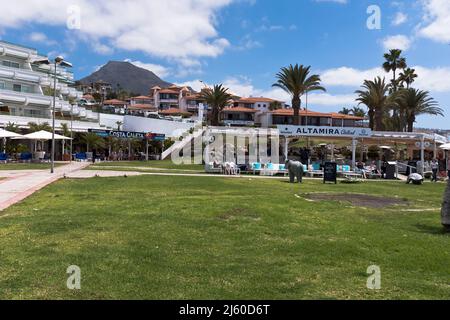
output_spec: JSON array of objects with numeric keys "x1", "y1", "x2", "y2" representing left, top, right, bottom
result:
[
  {"x1": 277, "y1": 125, "x2": 372, "y2": 138},
  {"x1": 89, "y1": 129, "x2": 165, "y2": 141}
]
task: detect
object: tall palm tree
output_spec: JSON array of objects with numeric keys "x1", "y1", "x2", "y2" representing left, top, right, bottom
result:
[
  {"x1": 442, "y1": 180, "x2": 450, "y2": 231},
  {"x1": 199, "y1": 84, "x2": 233, "y2": 126},
  {"x1": 382, "y1": 49, "x2": 407, "y2": 92},
  {"x1": 398, "y1": 68, "x2": 418, "y2": 89},
  {"x1": 395, "y1": 88, "x2": 444, "y2": 132},
  {"x1": 272, "y1": 64, "x2": 326, "y2": 125},
  {"x1": 355, "y1": 77, "x2": 390, "y2": 131}
]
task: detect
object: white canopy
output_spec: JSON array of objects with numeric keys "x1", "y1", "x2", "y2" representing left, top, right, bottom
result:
[
  {"x1": 439, "y1": 143, "x2": 450, "y2": 150},
  {"x1": 19, "y1": 130, "x2": 72, "y2": 141},
  {"x1": 0, "y1": 129, "x2": 23, "y2": 139}
]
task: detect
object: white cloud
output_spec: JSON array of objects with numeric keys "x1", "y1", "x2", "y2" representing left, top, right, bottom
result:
[
  {"x1": 28, "y1": 32, "x2": 57, "y2": 46},
  {"x1": 320, "y1": 65, "x2": 450, "y2": 93},
  {"x1": 392, "y1": 12, "x2": 408, "y2": 26},
  {"x1": 0, "y1": 0, "x2": 233, "y2": 65},
  {"x1": 124, "y1": 59, "x2": 170, "y2": 78},
  {"x1": 382, "y1": 35, "x2": 412, "y2": 51},
  {"x1": 321, "y1": 67, "x2": 385, "y2": 87},
  {"x1": 418, "y1": 0, "x2": 450, "y2": 43}
]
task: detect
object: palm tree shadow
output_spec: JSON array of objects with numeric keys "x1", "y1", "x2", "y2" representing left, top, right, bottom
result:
[{"x1": 414, "y1": 223, "x2": 450, "y2": 236}]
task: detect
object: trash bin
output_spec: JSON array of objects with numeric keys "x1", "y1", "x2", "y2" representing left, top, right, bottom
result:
[{"x1": 385, "y1": 161, "x2": 397, "y2": 179}]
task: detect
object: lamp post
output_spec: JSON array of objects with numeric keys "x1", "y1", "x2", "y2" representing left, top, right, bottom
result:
[
  {"x1": 70, "y1": 104, "x2": 74, "y2": 163},
  {"x1": 34, "y1": 56, "x2": 73, "y2": 173},
  {"x1": 50, "y1": 57, "x2": 72, "y2": 173}
]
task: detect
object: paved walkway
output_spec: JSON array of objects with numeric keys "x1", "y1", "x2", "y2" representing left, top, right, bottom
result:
[{"x1": 0, "y1": 162, "x2": 90, "y2": 211}]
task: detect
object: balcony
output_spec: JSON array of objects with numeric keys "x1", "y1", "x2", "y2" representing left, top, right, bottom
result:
[{"x1": 0, "y1": 65, "x2": 49, "y2": 84}]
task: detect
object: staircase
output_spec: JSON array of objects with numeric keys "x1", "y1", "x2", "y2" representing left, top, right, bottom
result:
[{"x1": 161, "y1": 124, "x2": 205, "y2": 160}]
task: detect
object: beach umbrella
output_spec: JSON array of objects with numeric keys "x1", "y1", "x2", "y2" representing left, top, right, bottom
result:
[
  {"x1": 20, "y1": 130, "x2": 72, "y2": 141},
  {"x1": 16, "y1": 130, "x2": 72, "y2": 155},
  {"x1": 0, "y1": 129, "x2": 24, "y2": 153}
]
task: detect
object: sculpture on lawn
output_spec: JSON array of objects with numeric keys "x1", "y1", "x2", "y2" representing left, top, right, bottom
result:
[{"x1": 285, "y1": 159, "x2": 304, "y2": 183}]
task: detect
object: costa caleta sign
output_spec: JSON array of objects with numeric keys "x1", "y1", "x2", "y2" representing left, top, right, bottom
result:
[
  {"x1": 277, "y1": 125, "x2": 372, "y2": 138},
  {"x1": 89, "y1": 129, "x2": 165, "y2": 141}
]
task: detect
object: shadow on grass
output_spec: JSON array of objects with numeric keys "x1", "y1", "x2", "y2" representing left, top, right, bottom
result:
[{"x1": 414, "y1": 223, "x2": 450, "y2": 236}]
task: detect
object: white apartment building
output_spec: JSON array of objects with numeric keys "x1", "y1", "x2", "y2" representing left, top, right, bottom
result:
[{"x1": 0, "y1": 41, "x2": 100, "y2": 128}]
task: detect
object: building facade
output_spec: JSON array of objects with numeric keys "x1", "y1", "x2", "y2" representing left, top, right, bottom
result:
[{"x1": 0, "y1": 41, "x2": 91, "y2": 122}]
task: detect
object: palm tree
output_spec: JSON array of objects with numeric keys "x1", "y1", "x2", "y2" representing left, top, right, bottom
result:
[
  {"x1": 82, "y1": 132, "x2": 105, "y2": 152},
  {"x1": 5, "y1": 122, "x2": 20, "y2": 133},
  {"x1": 351, "y1": 106, "x2": 366, "y2": 118},
  {"x1": 28, "y1": 122, "x2": 52, "y2": 132},
  {"x1": 382, "y1": 49, "x2": 407, "y2": 92},
  {"x1": 355, "y1": 77, "x2": 390, "y2": 131},
  {"x1": 395, "y1": 88, "x2": 444, "y2": 132},
  {"x1": 398, "y1": 68, "x2": 418, "y2": 89},
  {"x1": 339, "y1": 107, "x2": 351, "y2": 115},
  {"x1": 442, "y1": 180, "x2": 450, "y2": 231},
  {"x1": 272, "y1": 64, "x2": 326, "y2": 125},
  {"x1": 60, "y1": 123, "x2": 70, "y2": 137},
  {"x1": 199, "y1": 84, "x2": 233, "y2": 126}
]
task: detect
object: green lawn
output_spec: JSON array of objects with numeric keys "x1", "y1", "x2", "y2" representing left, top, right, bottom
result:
[
  {"x1": 0, "y1": 163, "x2": 63, "y2": 170},
  {"x1": 92, "y1": 160, "x2": 204, "y2": 171},
  {"x1": 0, "y1": 176, "x2": 448, "y2": 299}
]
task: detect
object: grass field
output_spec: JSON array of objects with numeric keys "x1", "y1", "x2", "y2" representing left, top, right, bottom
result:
[
  {"x1": 0, "y1": 175, "x2": 448, "y2": 299},
  {"x1": 0, "y1": 163, "x2": 62, "y2": 170},
  {"x1": 87, "y1": 160, "x2": 205, "y2": 174}
]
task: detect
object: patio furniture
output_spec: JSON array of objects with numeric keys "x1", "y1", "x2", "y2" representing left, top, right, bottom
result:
[
  {"x1": 251, "y1": 162, "x2": 262, "y2": 175},
  {"x1": 205, "y1": 162, "x2": 223, "y2": 174},
  {"x1": 75, "y1": 153, "x2": 87, "y2": 161},
  {"x1": 19, "y1": 153, "x2": 32, "y2": 162},
  {"x1": 0, "y1": 153, "x2": 8, "y2": 163}
]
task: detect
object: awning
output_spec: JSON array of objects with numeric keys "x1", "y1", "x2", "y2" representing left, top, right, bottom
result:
[{"x1": 17, "y1": 130, "x2": 72, "y2": 140}]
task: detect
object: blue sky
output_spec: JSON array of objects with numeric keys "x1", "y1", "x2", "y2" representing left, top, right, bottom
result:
[{"x1": 0, "y1": 0, "x2": 449, "y2": 129}]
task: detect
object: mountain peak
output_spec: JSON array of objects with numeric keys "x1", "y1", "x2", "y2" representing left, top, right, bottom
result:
[{"x1": 79, "y1": 61, "x2": 172, "y2": 95}]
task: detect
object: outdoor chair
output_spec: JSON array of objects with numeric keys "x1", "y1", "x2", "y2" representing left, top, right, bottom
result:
[
  {"x1": 19, "y1": 153, "x2": 32, "y2": 162},
  {"x1": 205, "y1": 162, "x2": 223, "y2": 174},
  {"x1": 75, "y1": 153, "x2": 87, "y2": 161},
  {"x1": 251, "y1": 162, "x2": 262, "y2": 175},
  {"x1": 0, "y1": 153, "x2": 8, "y2": 163}
]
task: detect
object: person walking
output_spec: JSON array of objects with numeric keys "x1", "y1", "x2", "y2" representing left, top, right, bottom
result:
[{"x1": 431, "y1": 159, "x2": 439, "y2": 182}]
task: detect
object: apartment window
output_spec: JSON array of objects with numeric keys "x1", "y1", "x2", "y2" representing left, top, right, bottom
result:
[
  {"x1": 2, "y1": 60, "x2": 20, "y2": 69},
  {"x1": 0, "y1": 81, "x2": 4, "y2": 90},
  {"x1": 13, "y1": 84, "x2": 32, "y2": 93}
]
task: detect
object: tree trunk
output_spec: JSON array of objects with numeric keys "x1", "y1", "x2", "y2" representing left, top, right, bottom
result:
[
  {"x1": 292, "y1": 96, "x2": 300, "y2": 125},
  {"x1": 442, "y1": 180, "x2": 450, "y2": 231},
  {"x1": 375, "y1": 107, "x2": 384, "y2": 131},
  {"x1": 368, "y1": 108, "x2": 375, "y2": 130},
  {"x1": 407, "y1": 116, "x2": 415, "y2": 132}
]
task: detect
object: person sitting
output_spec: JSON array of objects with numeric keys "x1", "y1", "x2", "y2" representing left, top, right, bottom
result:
[{"x1": 407, "y1": 173, "x2": 424, "y2": 185}]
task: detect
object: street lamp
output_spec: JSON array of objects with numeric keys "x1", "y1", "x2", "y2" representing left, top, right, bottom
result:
[{"x1": 34, "y1": 56, "x2": 72, "y2": 173}]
